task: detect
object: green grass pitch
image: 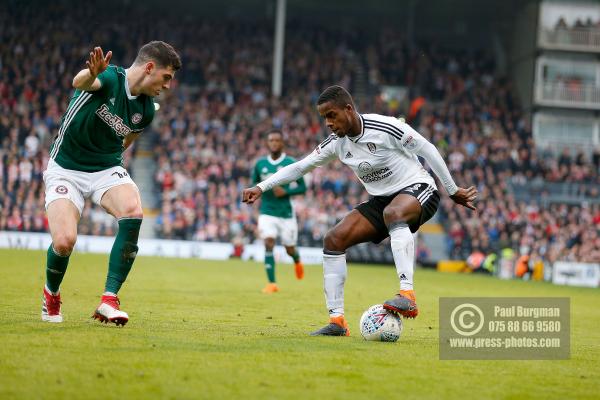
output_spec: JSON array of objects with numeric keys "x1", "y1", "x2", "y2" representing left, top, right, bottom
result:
[{"x1": 0, "y1": 249, "x2": 598, "y2": 399}]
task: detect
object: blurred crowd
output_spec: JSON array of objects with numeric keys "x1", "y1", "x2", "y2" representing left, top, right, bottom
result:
[
  {"x1": 1, "y1": 1, "x2": 599, "y2": 265},
  {"x1": 151, "y1": 21, "x2": 366, "y2": 246},
  {"x1": 0, "y1": 1, "x2": 144, "y2": 236},
  {"x1": 555, "y1": 16, "x2": 600, "y2": 31},
  {"x1": 419, "y1": 75, "x2": 600, "y2": 263}
]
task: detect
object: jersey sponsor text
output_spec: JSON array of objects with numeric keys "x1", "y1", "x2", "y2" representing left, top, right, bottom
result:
[
  {"x1": 96, "y1": 104, "x2": 132, "y2": 138},
  {"x1": 360, "y1": 167, "x2": 393, "y2": 183}
]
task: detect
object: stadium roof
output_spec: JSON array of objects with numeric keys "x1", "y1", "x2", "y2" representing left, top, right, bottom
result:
[{"x1": 145, "y1": 0, "x2": 538, "y2": 47}]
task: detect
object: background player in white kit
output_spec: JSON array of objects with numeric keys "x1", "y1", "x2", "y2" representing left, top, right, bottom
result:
[{"x1": 243, "y1": 85, "x2": 477, "y2": 336}]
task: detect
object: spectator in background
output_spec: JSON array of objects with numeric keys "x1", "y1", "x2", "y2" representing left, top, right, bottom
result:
[{"x1": 1, "y1": 0, "x2": 598, "y2": 269}]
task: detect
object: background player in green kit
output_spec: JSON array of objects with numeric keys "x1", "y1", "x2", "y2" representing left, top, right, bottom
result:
[
  {"x1": 251, "y1": 131, "x2": 307, "y2": 293},
  {"x1": 41, "y1": 42, "x2": 181, "y2": 325}
]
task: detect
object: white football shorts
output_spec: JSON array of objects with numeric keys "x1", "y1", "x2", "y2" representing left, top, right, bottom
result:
[
  {"x1": 43, "y1": 159, "x2": 138, "y2": 215},
  {"x1": 257, "y1": 214, "x2": 298, "y2": 247}
]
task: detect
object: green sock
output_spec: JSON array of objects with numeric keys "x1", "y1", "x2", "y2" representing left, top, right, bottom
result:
[
  {"x1": 46, "y1": 245, "x2": 70, "y2": 293},
  {"x1": 105, "y1": 218, "x2": 142, "y2": 294},
  {"x1": 265, "y1": 251, "x2": 276, "y2": 283},
  {"x1": 291, "y1": 251, "x2": 300, "y2": 263}
]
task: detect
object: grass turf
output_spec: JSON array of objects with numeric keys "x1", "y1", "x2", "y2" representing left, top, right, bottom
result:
[{"x1": 0, "y1": 249, "x2": 598, "y2": 399}]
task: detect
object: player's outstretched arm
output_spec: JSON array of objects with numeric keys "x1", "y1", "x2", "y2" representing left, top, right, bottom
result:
[
  {"x1": 242, "y1": 147, "x2": 335, "y2": 205},
  {"x1": 416, "y1": 142, "x2": 478, "y2": 209},
  {"x1": 243, "y1": 159, "x2": 310, "y2": 205},
  {"x1": 72, "y1": 47, "x2": 112, "y2": 91},
  {"x1": 392, "y1": 119, "x2": 478, "y2": 209}
]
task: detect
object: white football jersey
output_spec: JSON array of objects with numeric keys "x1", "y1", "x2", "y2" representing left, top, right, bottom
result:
[
  {"x1": 308, "y1": 113, "x2": 436, "y2": 196},
  {"x1": 257, "y1": 112, "x2": 458, "y2": 198}
]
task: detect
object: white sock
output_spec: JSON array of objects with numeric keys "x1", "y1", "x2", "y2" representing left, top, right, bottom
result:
[
  {"x1": 413, "y1": 231, "x2": 418, "y2": 265},
  {"x1": 45, "y1": 285, "x2": 59, "y2": 296},
  {"x1": 390, "y1": 224, "x2": 415, "y2": 291},
  {"x1": 323, "y1": 252, "x2": 347, "y2": 317}
]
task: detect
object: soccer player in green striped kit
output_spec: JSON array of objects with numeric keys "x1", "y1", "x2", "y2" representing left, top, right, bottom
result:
[
  {"x1": 41, "y1": 42, "x2": 181, "y2": 325},
  {"x1": 251, "y1": 131, "x2": 307, "y2": 293}
]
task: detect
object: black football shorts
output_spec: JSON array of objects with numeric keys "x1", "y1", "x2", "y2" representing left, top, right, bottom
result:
[{"x1": 355, "y1": 182, "x2": 440, "y2": 243}]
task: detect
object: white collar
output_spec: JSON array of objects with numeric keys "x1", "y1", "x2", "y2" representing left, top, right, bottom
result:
[
  {"x1": 348, "y1": 114, "x2": 365, "y2": 143},
  {"x1": 268, "y1": 153, "x2": 286, "y2": 164},
  {"x1": 124, "y1": 69, "x2": 139, "y2": 100}
]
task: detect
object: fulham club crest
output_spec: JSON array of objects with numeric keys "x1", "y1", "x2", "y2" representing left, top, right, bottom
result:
[
  {"x1": 358, "y1": 162, "x2": 373, "y2": 174},
  {"x1": 403, "y1": 136, "x2": 418, "y2": 151},
  {"x1": 367, "y1": 142, "x2": 376, "y2": 154}
]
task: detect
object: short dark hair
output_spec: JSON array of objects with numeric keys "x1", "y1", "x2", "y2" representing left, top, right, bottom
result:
[
  {"x1": 317, "y1": 85, "x2": 355, "y2": 108},
  {"x1": 266, "y1": 130, "x2": 283, "y2": 139},
  {"x1": 134, "y1": 41, "x2": 181, "y2": 71}
]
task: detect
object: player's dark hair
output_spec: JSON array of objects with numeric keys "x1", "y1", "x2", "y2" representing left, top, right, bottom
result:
[
  {"x1": 266, "y1": 129, "x2": 283, "y2": 139},
  {"x1": 134, "y1": 41, "x2": 182, "y2": 70},
  {"x1": 317, "y1": 85, "x2": 355, "y2": 108}
]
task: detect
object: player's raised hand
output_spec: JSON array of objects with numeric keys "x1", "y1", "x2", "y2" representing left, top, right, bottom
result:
[
  {"x1": 449, "y1": 186, "x2": 478, "y2": 210},
  {"x1": 86, "y1": 47, "x2": 112, "y2": 77},
  {"x1": 242, "y1": 186, "x2": 263, "y2": 204}
]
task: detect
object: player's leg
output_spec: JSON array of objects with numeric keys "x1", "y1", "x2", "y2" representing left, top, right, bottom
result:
[
  {"x1": 46, "y1": 199, "x2": 79, "y2": 291},
  {"x1": 382, "y1": 185, "x2": 440, "y2": 318},
  {"x1": 282, "y1": 217, "x2": 303, "y2": 280},
  {"x1": 42, "y1": 163, "x2": 85, "y2": 323},
  {"x1": 93, "y1": 175, "x2": 143, "y2": 326},
  {"x1": 100, "y1": 183, "x2": 143, "y2": 294},
  {"x1": 263, "y1": 237, "x2": 278, "y2": 293},
  {"x1": 284, "y1": 245, "x2": 304, "y2": 280},
  {"x1": 258, "y1": 214, "x2": 279, "y2": 293},
  {"x1": 310, "y1": 210, "x2": 380, "y2": 336},
  {"x1": 42, "y1": 199, "x2": 80, "y2": 322}
]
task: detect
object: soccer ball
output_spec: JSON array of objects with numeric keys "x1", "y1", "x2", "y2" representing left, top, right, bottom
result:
[{"x1": 359, "y1": 304, "x2": 403, "y2": 342}]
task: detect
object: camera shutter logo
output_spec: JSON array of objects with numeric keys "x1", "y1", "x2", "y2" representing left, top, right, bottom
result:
[{"x1": 450, "y1": 303, "x2": 485, "y2": 336}]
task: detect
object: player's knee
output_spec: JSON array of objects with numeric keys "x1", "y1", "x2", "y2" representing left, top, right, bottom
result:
[
  {"x1": 119, "y1": 200, "x2": 143, "y2": 219},
  {"x1": 382, "y1": 206, "x2": 409, "y2": 226},
  {"x1": 53, "y1": 233, "x2": 76, "y2": 255},
  {"x1": 264, "y1": 239, "x2": 275, "y2": 251},
  {"x1": 323, "y1": 230, "x2": 346, "y2": 252}
]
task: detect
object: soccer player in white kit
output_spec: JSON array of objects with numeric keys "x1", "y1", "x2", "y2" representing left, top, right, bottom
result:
[{"x1": 243, "y1": 86, "x2": 477, "y2": 336}]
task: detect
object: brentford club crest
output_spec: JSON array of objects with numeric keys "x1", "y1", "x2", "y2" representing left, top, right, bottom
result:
[
  {"x1": 56, "y1": 185, "x2": 68, "y2": 194},
  {"x1": 132, "y1": 113, "x2": 142, "y2": 124},
  {"x1": 367, "y1": 142, "x2": 376, "y2": 153}
]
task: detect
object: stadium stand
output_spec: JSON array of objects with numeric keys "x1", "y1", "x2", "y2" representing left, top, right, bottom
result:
[{"x1": 1, "y1": 0, "x2": 598, "y2": 269}]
